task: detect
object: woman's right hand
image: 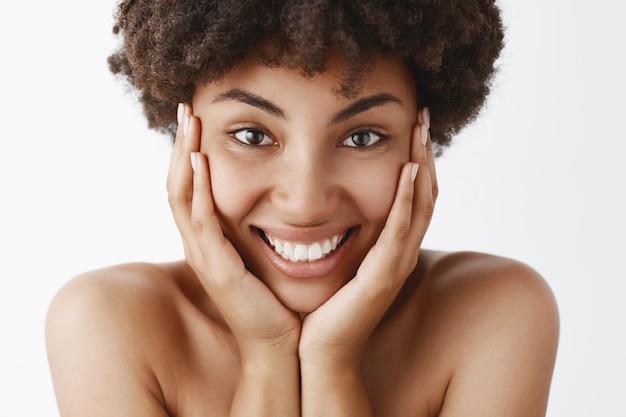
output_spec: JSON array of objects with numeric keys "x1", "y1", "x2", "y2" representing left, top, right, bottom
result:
[{"x1": 166, "y1": 104, "x2": 301, "y2": 361}]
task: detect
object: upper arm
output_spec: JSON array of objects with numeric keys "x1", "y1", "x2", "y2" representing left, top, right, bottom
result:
[
  {"x1": 45, "y1": 268, "x2": 171, "y2": 417},
  {"x1": 434, "y1": 255, "x2": 559, "y2": 417}
]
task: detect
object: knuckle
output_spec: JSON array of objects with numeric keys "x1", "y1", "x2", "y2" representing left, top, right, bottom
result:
[
  {"x1": 190, "y1": 217, "x2": 204, "y2": 233},
  {"x1": 425, "y1": 137, "x2": 435, "y2": 155},
  {"x1": 402, "y1": 187, "x2": 414, "y2": 205},
  {"x1": 394, "y1": 223, "x2": 411, "y2": 242},
  {"x1": 167, "y1": 187, "x2": 190, "y2": 210},
  {"x1": 421, "y1": 200, "x2": 435, "y2": 219},
  {"x1": 167, "y1": 192, "x2": 180, "y2": 209},
  {"x1": 369, "y1": 279, "x2": 395, "y2": 301}
]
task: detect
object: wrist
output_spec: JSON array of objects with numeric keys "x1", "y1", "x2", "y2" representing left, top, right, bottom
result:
[
  {"x1": 299, "y1": 349, "x2": 362, "y2": 375},
  {"x1": 241, "y1": 340, "x2": 299, "y2": 367},
  {"x1": 242, "y1": 350, "x2": 299, "y2": 376},
  {"x1": 299, "y1": 336, "x2": 365, "y2": 371},
  {"x1": 237, "y1": 321, "x2": 301, "y2": 360}
]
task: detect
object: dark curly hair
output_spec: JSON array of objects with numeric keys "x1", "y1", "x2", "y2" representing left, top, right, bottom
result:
[{"x1": 108, "y1": 0, "x2": 504, "y2": 152}]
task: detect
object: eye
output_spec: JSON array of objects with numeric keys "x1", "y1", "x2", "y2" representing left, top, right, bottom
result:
[
  {"x1": 341, "y1": 131, "x2": 384, "y2": 148},
  {"x1": 232, "y1": 128, "x2": 275, "y2": 146}
]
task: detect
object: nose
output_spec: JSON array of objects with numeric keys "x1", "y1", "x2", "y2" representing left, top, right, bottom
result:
[{"x1": 271, "y1": 148, "x2": 340, "y2": 225}]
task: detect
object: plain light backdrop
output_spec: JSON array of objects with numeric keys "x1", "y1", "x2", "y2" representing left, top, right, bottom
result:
[{"x1": 1, "y1": 1, "x2": 624, "y2": 415}]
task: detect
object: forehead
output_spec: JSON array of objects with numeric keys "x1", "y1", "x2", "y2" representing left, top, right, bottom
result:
[{"x1": 194, "y1": 56, "x2": 417, "y2": 110}]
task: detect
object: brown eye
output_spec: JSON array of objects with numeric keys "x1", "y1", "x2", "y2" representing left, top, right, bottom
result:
[
  {"x1": 342, "y1": 131, "x2": 383, "y2": 147},
  {"x1": 233, "y1": 129, "x2": 274, "y2": 146}
]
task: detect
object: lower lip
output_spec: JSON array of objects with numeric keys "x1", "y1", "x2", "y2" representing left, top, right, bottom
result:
[{"x1": 256, "y1": 230, "x2": 356, "y2": 279}]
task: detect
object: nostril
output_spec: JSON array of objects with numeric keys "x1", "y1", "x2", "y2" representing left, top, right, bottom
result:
[{"x1": 272, "y1": 183, "x2": 339, "y2": 225}]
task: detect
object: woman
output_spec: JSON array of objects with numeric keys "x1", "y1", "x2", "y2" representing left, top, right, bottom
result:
[{"x1": 46, "y1": 1, "x2": 559, "y2": 415}]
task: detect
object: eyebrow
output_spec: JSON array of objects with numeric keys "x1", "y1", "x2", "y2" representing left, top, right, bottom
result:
[
  {"x1": 213, "y1": 89, "x2": 286, "y2": 119},
  {"x1": 212, "y1": 88, "x2": 403, "y2": 123},
  {"x1": 329, "y1": 93, "x2": 403, "y2": 125}
]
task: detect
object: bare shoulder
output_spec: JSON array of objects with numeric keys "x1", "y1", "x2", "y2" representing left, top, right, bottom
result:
[
  {"x1": 422, "y1": 250, "x2": 559, "y2": 316},
  {"x1": 45, "y1": 262, "x2": 186, "y2": 416},
  {"x1": 419, "y1": 250, "x2": 560, "y2": 349},
  {"x1": 417, "y1": 250, "x2": 560, "y2": 416},
  {"x1": 46, "y1": 262, "x2": 183, "y2": 344}
]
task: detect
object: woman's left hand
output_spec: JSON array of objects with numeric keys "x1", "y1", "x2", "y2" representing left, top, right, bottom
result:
[{"x1": 299, "y1": 109, "x2": 438, "y2": 367}]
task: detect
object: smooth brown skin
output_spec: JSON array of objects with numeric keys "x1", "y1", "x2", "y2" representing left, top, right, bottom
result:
[{"x1": 46, "y1": 59, "x2": 559, "y2": 416}]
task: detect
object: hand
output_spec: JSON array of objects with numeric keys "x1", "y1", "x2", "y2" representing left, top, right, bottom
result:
[
  {"x1": 166, "y1": 104, "x2": 301, "y2": 360},
  {"x1": 299, "y1": 109, "x2": 438, "y2": 367}
]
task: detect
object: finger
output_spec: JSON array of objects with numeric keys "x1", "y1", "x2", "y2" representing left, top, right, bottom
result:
[
  {"x1": 322, "y1": 163, "x2": 417, "y2": 337},
  {"x1": 425, "y1": 140, "x2": 438, "y2": 203},
  {"x1": 356, "y1": 161, "x2": 417, "y2": 288},
  {"x1": 168, "y1": 104, "x2": 201, "y2": 190},
  {"x1": 188, "y1": 151, "x2": 248, "y2": 287},
  {"x1": 422, "y1": 108, "x2": 439, "y2": 202},
  {"x1": 376, "y1": 162, "x2": 418, "y2": 251},
  {"x1": 189, "y1": 151, "x2": 221, "y2": 240},
  {"x1": 167, "y1": 105, "x2": 200, "y2": 235},
  {"x1": 187, "y1": 152, "x2": 296, "y2": 338},
  {"x1": 409, "y1": 127, "x2": 435, "y2": 248},
  {"x1": 166, "y1": 103, "x2": 189, "y2": 193},
  {"x1": 360, "y1": 121, "x2": 424, "y2": 276}
]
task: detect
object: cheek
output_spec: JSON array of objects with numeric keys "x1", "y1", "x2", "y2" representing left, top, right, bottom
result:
[
  {"x1": 207, "y1": 155, "x2": 261, "y2": 226},
  {"x1": 348, "y1": 160, "x2": 403, "y2": 227}
]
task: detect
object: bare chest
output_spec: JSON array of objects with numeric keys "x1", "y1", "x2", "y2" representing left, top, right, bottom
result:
[{"x1": 157, "y1": 317, "x2": 447, "y2": 417}]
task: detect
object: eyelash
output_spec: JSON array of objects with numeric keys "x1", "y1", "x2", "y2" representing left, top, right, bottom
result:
[
  {"x1": 228, "y1": 127, "x2": 388, "y2": 149},
  {"x1": 340, "y1": 129, "x2": 387, "y2": 149},
  {"x1": 228, "y1": 127, "x2": 276, "y2": 147}
]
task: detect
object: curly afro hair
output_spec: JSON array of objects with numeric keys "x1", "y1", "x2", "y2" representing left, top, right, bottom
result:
[{"x1": 108, "y1": 0, "x2": 504, "y2": 152}]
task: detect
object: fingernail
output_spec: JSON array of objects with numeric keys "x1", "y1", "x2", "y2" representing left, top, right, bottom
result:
[
  {"x1": 184, "y1": 115, "x2": 190, "y2": 137},
  {"x1": 411, "y1": 163, "x2": 419, "y2": 182},
  {"x1": 190, "y1": 152, "x2": 198, "y2": 172},
  {"x1": 177, "y1": 103, "x2": 184, "y2": 124},
  {"x1": 422, "y1": 108, "x2": 430, "y2": 129},
  {"x1": 420, "y1": 124, "x2": 428, "y2": 146}
]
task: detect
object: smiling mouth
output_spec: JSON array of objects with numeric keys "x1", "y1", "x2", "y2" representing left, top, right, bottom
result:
[{"x1": 258, "y1": 228, "x2": 353, "y2": 262}]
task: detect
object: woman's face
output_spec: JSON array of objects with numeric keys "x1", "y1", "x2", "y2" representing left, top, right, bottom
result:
[{"x1": 193, "y1": 57, "x2": 418, "y2": 313}]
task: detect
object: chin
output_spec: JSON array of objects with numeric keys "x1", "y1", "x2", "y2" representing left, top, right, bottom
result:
[
  {"x1": 271, "y1": 279, "x2": 346, "y2": 314},
  {"x1": 282, "y1": 297, "x2": 326, "y2": 314}
]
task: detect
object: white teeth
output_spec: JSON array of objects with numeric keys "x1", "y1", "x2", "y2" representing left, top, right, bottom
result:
[
  {"x1": 308, "y1": 243, "x2": 323, "y2": 261},
  {"x1": 264, "y1": 231, "x2": 347, "y2": 262},
  {"x1": 283, "y1": 242, "x2": 294, "y2": 260},
  {"x1": 322, "y1": 240, "x2": 332, "y2": 254},
  {"x1": 294, "y1": 244, "x2": 308, "y2": 262}
]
